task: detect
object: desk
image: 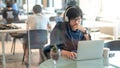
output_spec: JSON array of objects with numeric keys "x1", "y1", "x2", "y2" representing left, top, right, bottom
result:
[
  {"x1": 0, "y1": 24, "x2": 26, "y2": 68},
  {"x1": 40, "y1": 54, "x2": 120, "y2": 68},
  {"x1": 39, "y1": 57, "x2": 105, "y2": 68},
  {"x1": 109, "y1": 51, "x2": 120, "y2": 68},
  {"x1": 39, "y1": 57, "x2": 76, "y2": 68}
]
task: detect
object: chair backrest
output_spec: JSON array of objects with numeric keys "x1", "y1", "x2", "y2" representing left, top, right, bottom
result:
[
  {"x1": 104, "y1": 40, "x2": 120, "y2": 51},
  {"x1": 49, "y1": 16, "x2": 55, "y2": 22},
  {"x1": 25, "y1": 29, "x2": 48, "y2": 49}
]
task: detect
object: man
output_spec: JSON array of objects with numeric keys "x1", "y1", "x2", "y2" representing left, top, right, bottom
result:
[
  {"x1": 2, "y1": 1, "x2": 19, "y2": 41},
  {"x1": 22, "y1": 5, "x2": 51, "y2": 65},
  {"x1": 2, "y1": 1, "x2": 19, "y2": 24},
  {"x1": 44, "y1": 6, "x2": 91, "y2": 59},
  {"x1": 67, "y1": 0, "x2": 77, "y2": 7},
  {"x1": 0, "y1": 0, "x2": 6, "y2": 14}
]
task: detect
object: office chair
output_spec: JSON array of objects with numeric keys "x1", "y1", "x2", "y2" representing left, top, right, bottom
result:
[
  {"x1": 22, "y1": 29, "x2": 48, "y2": 67},
  {"x1": 104, "y1": 40, "x2": 120, "y2": 51}
]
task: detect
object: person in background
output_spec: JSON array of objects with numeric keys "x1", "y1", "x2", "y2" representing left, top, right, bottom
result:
[
  {"x1": 43, "y1": 6, "x2": 91, "y2": 60},
  {"x1": 67, "y1": 0, "x2": 77, "y2": 7},
  {"x1": 0, "y1": 0, "x2": 6, "y2": 14},
  {"x1": 2, "y1": 1, "x2": 19, "y2": 41},
  {"x1": 2, "y1": 1, "x2": 19, "y2": 24},
  {"x1": 12, "y1": 0, "x2": 19, "y2": 13},
  {"x1": 54, "y1": 12, "x2": 63, "y2": 23},
  {"x1": 23, "y1": 5, "x2": 51, "y2": 64}
]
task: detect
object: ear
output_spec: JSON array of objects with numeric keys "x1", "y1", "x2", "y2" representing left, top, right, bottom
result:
[{"x1": 64, "y1": 6, "x2": 75, "y2": 22}]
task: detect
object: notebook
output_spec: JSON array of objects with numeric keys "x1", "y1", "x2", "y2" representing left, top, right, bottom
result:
[{"x1": 73, "y1": 40, "x2": 104, "y2": 61}]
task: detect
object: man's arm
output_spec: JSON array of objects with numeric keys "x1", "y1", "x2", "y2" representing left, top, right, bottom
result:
[
  {"x1": 61, "y1": 50, "x2": 77, "y2": 59},
  {"x1": 78, "y1": 25, "x2": 91, "y2": 40},
  {"x1": 50, "y1": 23, "x2": 63, "y2": 45},
  {"x1": 2, "y1": 9, "x2": 7, "y2": 19}
]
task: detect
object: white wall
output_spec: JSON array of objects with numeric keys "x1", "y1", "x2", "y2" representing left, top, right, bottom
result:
[
  {"x1": 24, "y1": 0, "x2": 42, "y2": 13},
  {"x1": 54, "y1": 0, "x2": 62, "y2": 9},
  {"x1": 79, "y1": 0, "x2": 101, "y2": 20}
]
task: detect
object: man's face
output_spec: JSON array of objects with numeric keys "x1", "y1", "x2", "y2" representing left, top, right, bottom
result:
[{"x1": 69, "y1": 16, "x2": 82, "y2": 31}]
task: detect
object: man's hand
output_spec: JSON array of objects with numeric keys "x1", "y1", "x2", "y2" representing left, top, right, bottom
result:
[{"x1": 61, "y1": 50, "x2": 77, "y2": 59}]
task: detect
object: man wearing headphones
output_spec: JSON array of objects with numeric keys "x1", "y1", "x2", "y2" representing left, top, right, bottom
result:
[{"x1": 43, "y1": 6, "x2": 91, "y2": 60}]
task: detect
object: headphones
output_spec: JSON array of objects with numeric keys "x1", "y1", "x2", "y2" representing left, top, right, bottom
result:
[{"x1": 64, "y1": 6, "x2": 76, "y2": 22}]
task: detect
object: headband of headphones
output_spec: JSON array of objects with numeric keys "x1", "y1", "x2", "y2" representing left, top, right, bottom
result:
[{"x1": 64, "y1": 6, "x2": 76, "y2": 22}]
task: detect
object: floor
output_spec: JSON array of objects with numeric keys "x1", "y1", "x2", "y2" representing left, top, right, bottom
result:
[
  {"x1": 0, "y1": 32, "x2": 115, "y2": 68},
  {"x1": 0, "y1": 40, "x2": 41, "y2": 68}
]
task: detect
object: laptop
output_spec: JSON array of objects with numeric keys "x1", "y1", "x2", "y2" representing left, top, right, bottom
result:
[{"x1": 73, "y1": 40, "x2": 104, "y2": 61}]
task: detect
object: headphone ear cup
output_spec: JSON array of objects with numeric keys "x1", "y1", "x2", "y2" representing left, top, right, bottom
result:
[
  {"x1": 65, "y1": 16, "x2": 69, "y2": 22},
  {"x1": 64, "y1": 6, "x2": 75, "y2": 22}
]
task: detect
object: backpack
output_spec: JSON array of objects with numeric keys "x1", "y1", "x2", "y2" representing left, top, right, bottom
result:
[{"x1": 6, "y1": 10, "x2": 14, "y2": 24}]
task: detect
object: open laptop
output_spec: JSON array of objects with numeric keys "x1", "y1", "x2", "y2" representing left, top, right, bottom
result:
[{"x1": 73, "y1": 40, "x2": 104, "y2": 61}]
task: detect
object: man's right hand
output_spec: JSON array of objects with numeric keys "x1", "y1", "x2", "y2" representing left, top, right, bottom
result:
[{"x1": 61, "y1": 50, "x2": 77, "y2": 59}]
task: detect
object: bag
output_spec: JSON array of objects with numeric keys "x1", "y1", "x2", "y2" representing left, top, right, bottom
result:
[
  {"x1": 9, "y1": 32, "x2": 25, "y2": 38},
  {"x1": 6, "y1": 11, "x2": 14, "y2": 24}
]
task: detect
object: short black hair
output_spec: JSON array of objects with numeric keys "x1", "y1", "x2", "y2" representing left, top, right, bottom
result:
[
  {"x1": 33, "y1": 5, "x2": 42, "y2": 13},
  {"x1": 66, "y1": 6, "x2": 83, "y2": 20},
  {"x1": 6, "y1": 1, "x2": 13, "y2": 8},
  {"x1": 67, "y1": 1, "x2": 77, "y2": 6}
]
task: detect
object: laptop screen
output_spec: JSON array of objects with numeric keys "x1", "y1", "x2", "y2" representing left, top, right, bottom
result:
[{"x1": 76, "y1": 40, "x2": 104, "y2": 61}]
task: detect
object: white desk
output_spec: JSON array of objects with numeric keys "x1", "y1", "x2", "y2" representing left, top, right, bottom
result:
[{"x1": 0, "y1": 24, "x2": 26, "y2": 68}]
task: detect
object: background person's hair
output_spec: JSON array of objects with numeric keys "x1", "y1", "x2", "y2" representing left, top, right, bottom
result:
[
  {"x1": 6, "y1": 1, "x2": 13, "y2": 8},
  {"x1": 64, "y1": 6, "x2": 83, "y2": 22},
  {"x1": 33, "y1": 5, "x2": 42, "y2": 13},
  {"x1": 67, "y1": 0, "x2": 77, "y2": 7}
]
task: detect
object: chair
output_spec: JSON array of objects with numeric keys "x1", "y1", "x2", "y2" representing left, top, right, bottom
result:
[
  {"x1": 22, "y1": 29, "x2": 48, "y2": 67},
  {"x1": 9, "y1": 23, "x2": 26, "y2": 55},
  {"x1": 49, "y1": 16, "x2": 55, "y2": 22},
  {"x1": 104, "y1": 40, "x2": 120, "y2": 51},
  {"x1": 10, "y1": 33, "x2": 25, "y2": 55}
]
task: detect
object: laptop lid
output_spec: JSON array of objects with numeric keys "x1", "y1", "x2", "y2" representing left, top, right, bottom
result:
[{"x1": 76, "y1": 40, "x2": 104, "y2": 61}]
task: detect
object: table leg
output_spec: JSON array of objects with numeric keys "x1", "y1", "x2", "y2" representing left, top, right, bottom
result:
[{"x1": 1, "y1": 33, "x2": 6, "y2": 68}]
